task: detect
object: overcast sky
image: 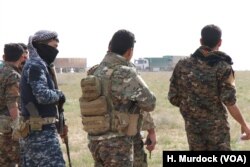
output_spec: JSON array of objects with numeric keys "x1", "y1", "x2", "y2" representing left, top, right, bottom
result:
[{"x1": 1, "y1": 0, "x2": 250, "y2": 70}]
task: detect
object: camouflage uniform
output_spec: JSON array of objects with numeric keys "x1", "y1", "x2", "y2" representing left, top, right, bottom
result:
[
  {"x1": 0, "y1": 62, "x2": 21, "y2": 166},
  {"x1": 88, "y1": 52, "x2": 156, "y2": 167},
  {"x1": 20, "y1": 31, "x2": 65, "y2": 166},
  {"x1": 133, "y1": 112, "x2": 156, "y2": 167},
  {"x1": 168, "y1": 46, "x2": 235, "y2": 150}
]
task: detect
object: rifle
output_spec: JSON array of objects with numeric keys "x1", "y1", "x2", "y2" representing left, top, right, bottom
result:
[{"x1": 49, "y1": 64, "x2": 72, "y2": 167}]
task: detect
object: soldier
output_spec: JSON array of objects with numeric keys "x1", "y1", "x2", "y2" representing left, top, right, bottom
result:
[
  {"x1": 17, "y1": 43, "x2": 29, "y2": 71},
  {"x1": 168, "y1": 24, "x2": 250, "y2": 150},
  {"x1": 81, "y1": 29, "x2": 156, "y2": 167},
  {"x1": 87, "y1": 65, "x2": 156, "y2": 167},
  {"x1": 0, "y1": 43, "x2": 26, "y2": 166},
  {"x1": 20, "y1": 30, "x2": 66, "y2": 166},
  {"x1": 133, "y1": 112, "x2": 156, "y2": 167}
]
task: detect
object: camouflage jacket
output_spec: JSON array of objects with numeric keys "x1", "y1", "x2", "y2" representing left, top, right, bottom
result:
[
  {"x1": 168, "y1": 46, "x2": 236, "y2": 122},
  {"x1": 0, "y1": 62, "x2": 21, "y2": 116},
  {"x1": 20, "y1": 40, "x2": 63, "y2": 118},
  {"x1": 88, "y1": 52, "x2": 156, "y2": 140}
]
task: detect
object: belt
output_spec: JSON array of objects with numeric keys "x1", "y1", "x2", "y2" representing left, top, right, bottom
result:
[
  {"x1": 27, "y1": 117, "x2": 57, "y2": 131},
  {"x1": 27, "y1": 117, "x2": 57, "y2": 125}
]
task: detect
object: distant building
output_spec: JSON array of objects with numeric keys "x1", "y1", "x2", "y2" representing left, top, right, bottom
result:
[
  {"x1": 134, "y1": 55, "x2": 187, "y2": 71},
  {"x1": 53, "y1": 58, "x2": 87, "y2": 73}
]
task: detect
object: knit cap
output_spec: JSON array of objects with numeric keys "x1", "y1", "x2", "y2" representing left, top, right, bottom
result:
[{"x1": 32, "y1": 30, "x2": 58, "y2": 42}]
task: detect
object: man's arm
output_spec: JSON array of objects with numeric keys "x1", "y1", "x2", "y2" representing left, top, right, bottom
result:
[
  {"x1": 111, "y1": 66, "x2": 156, "y2": 112},
  {"x1": 28, "y1": 65, "x2": 62, "y2": 104},
  {"x1": 168, "y1": 62, "x2": 181, "y2": 107},
  {"x1": 226, "y1": 104, "x2": 250, "y2": 138},
  {"x1": 141, "y1": 112, "x2": 156, "y2": 151}
]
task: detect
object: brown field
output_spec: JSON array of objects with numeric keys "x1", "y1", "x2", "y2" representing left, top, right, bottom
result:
[{"x1": 57, "y1": 71, "x2": 250, "y2": 167}]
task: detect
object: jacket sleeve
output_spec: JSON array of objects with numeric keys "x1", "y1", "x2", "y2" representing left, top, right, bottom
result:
[
  {"x1": 5, "y1": 73, "x2": 20, "y2": 110},
  {"x1": 217, "y1": 63, "x2": 236, "y2": 106},
  {"x1": 27, "y1": 64, "x2": 61, "y2": 104},
  {"x1": 168, "y1": 61, "x2": 181, "y2": 107},
  {"x1": 141, "y1": 111, "x2": 156, "y2": 131},
  {"x1": 111, "y1": 66, "x2": 156, "y2": 112}
]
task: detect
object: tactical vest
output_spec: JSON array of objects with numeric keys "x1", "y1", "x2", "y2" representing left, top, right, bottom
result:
[{"x1": 79, "y1": 66, "x2": 139, "y2": 136}]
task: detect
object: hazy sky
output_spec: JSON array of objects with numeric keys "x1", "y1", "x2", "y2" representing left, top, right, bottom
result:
[{"x1": 1, "y1": 0, "x2": 250, "y2": 70}]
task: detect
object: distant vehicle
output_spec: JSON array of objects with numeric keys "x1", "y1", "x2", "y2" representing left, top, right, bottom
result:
[
  {"x1": 134, "y1": 58, "x2": 149, "y2": 70},
  {"x1": 134, "y1": 56, "x2": 186, "y2": 71},
  {"x1": 0, "y1": 60, "x2": 3, "y2": 68}
]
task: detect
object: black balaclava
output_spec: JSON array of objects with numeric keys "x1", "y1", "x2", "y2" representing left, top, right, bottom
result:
[{"x1": 33, "y1": 43, "x2": 59, "y2": 65}]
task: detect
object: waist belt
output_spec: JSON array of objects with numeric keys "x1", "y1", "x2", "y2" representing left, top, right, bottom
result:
[
  {"x1": 27, "y1": 117, "x2": 57, "y2": 131},
  {"x1": 27, "y1": 117, "x2": 57, "y2": 125}
]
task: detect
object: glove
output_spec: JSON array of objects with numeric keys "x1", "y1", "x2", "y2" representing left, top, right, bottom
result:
[{"x1": 58, "y1": 93, "x2": 66, "y2": 104}]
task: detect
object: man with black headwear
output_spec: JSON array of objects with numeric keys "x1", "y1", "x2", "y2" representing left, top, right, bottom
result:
[{"x1": 20, "y1": 30, "x2": 66, "y2": 166}]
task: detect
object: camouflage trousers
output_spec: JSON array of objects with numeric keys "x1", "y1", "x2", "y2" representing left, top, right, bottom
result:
[
  {"x1": 133, "y1": 133, "x2": 147, "y2": 167},
  {"x1": 21, "y1": 127, "x2": 65, "y2": 167},
  {"x1": 185, "y1": 119, "x2": 231, "y2": 151},
  {"x1": 88, "y1": 136, "x2": 133, "y2": 167},
  {"x1": 0, "y1": 132, "x2": 20, "y2": 167}
]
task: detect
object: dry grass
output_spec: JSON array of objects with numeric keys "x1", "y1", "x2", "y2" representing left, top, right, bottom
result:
[{"x1": 56, "y1": 71, "x2": 250, "y2": 166}]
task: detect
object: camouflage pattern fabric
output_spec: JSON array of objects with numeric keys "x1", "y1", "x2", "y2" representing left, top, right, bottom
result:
[
  {"x1": 0, "y1": 62, "x2": 21, "y2": 166},
  {"x1": 133, "y1": 133, "x2": 147, "y2": 167},
  {"x1": 141, "y1": 112, "x2": 155, "y2": 131},
  {"x1": 88, "y1": 52, "x2": 156, "y2": 141},
  {"x1": 88, "y1": 136, "x2": 133, "y2": 167},
  {"x1": 21, "y1": 128, "x2": 65, "y2": 167},
  {"x1": 168, "y1": 46, "x2": 235, "y2": 150},
  {"x1": 0, "y1": 62, "x2": 21, "y2": 115},
  {"x1": 21, "y1": 35, "x2": 63, "y2": 107},
  {"x1": 87, "y1": 52, "x2": 156, "y2": 166},
  {"x1": 20, "y1": 32, "x2": 65, "y2": 166},
  {"x1": 0, "y1": 132, "x2": 20, "y2": 167}
]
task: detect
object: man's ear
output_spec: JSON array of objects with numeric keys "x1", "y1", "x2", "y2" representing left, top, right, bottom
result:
[
  {"x1": 217, "y1": 39, "x2": 222, "y2": 47},
  {"x1": 123, "y1": 48, "x2": 133, "y2": 61},
  {"x1": 200, "y1": 38, "x2": 203, "y2": 45}
]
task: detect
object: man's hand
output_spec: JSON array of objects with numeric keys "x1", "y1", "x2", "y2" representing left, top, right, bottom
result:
[
  {"x1": 240, "y1": 125, "x2": 250, "y2": 140},
  {"x1": 60, "y1": 124, "x2": 68, "y2": 143},
  {"x1": 145, "y1": 128, "x2": 156, "y2": 152},
  {"x1": 58, "y1": 93, "x2": 66, "y2": 105}
]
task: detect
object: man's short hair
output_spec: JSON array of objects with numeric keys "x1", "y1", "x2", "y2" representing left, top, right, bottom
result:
[
  {"x1": 109, "y1": 29, "x2": 136, "y2": 56},
  {"x1": 4, "y1": 43, "x2": 24, "y2": 62},
  {"x1": 201, "y1": 24, "x2": 222, "y2": 48},
  {"x1": 18, "y1": 43, "x2": 28, "y2": 50}
]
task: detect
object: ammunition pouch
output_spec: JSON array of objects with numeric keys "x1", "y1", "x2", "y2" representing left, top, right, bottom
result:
[
  {"x1": 0, "y1": 115, "x2": 12, "y2": 133},
  {"x1": 12, "y1": 117, "x2": 30, "y2": 140},
  {"x1": 82, "y1": 114, "x2": 110, "y2": 135},
  {"x1": 11, "y1": 116, "x2": 56, "y2": 139},
  {"x1": 113, "y1": 112, "x2": 140, "y2": 136},
  {"x1": 126, "y1": 114, "x2": 139, "y2": 136},
  {"x1": 81, "y1": 75, "x2": 101, "y2": 102},
  {"x1": 80, "y1": 94, "x2": 109, "y2": 135},
  {"x1": 80, "y1": 96, "x2": 107, "y2": 116},
  {"x1": 28, "y1": 117, "x2": 57, "y2": 131},
  {"x1": 79, "y1": 70, "x2": 141, "y2": 136}
]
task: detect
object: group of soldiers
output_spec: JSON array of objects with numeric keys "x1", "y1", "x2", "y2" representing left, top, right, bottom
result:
[
  {"x1": 1, "y1": 24, "x2": 250, "y2": 167},
  {"x1": 0, "y1": 29, "x2": 156, "y2": 167}
]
